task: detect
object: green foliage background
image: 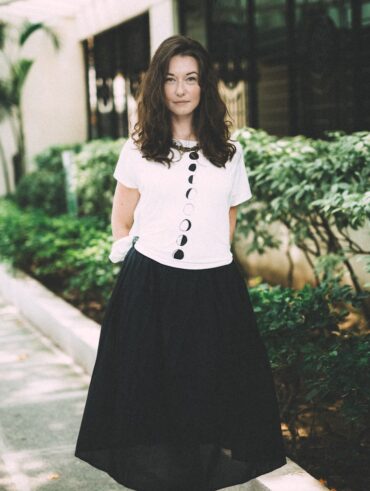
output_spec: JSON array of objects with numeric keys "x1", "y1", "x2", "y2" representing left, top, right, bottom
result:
[{"x1": 233, "y1": 128, "x2": 370, "y2": 291}]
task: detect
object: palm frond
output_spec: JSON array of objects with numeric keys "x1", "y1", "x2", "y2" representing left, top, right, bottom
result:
[
  {"x1": 10, "y1": 59, "x2": 34, "y2": 102},
  {"x1": 39, "y1": 24, "x2": 60, "y2": 50},
  {"x1": 0, "y1": 21, "x2": 7, "y2": 50},
  {"x1": 19, "y1": 20, "x2": 60, "y2": 50},
  {"x1": 19, "y1": 21, "x2": 43, "y2": 46},
  {"x1": 0, "y1": 79, "x2": 14, "y2": 120}
]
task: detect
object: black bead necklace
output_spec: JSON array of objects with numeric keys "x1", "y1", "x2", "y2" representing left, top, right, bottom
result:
[{"x1": 171, "y1": 139, "x2": 200, "y2": 155}]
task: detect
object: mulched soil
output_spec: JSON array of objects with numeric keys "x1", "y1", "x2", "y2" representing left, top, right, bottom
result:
[{"x1": 282, "y1": 411, "x2": 370, "y2": 491}]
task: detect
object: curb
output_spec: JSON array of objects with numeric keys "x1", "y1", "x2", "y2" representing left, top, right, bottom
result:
[
  {"x1": 0, "y1": 261, "x2": 329, "y2": 491},
  {"x1": 0, "y1": 262, "x2": 99, "y2": 375}
]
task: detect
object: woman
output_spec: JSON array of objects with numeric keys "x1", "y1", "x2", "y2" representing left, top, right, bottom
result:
[{"x1": 74, "y1": 34, "x2": 287, "y2": 491}]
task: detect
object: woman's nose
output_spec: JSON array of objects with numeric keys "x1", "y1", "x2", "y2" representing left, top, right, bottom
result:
[{"x1": 175, "y1": 81, "x2": 186, "y2": 96}]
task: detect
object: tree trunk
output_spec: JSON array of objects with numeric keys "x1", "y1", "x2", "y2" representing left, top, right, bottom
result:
[
  {"x1": 15, "y1": 106, "x2": 26, "y2": 178},
  {"x1": 0, "y1": 138, "x2": 11, "y2": 195}
]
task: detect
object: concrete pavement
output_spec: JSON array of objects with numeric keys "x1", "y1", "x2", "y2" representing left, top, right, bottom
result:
[{"x1": 0, "y1": 293, "x2": 127, "y2": 491}]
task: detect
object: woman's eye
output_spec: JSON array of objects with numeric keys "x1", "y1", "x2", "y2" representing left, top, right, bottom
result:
[{"x1": 165, "y1": 77, "x2": 198, "y2": 83}]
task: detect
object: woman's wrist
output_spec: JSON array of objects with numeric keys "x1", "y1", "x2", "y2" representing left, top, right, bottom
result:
[
  {"x1": 109, "y1": 234, "x2": 134, "y2": 263},
  {"x1": 112, "y1": 228, "x2": 131, "y2": 242}
]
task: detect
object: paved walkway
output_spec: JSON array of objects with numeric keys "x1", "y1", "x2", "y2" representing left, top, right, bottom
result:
[{"x1": 0, "y1": 293, "x2": 126, "y2": 491}]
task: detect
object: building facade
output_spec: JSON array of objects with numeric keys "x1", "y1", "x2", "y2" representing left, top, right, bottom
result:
[
  {"x1": 1, "y1": 0, "x2": 370, "y2": 195},
  {"x1": 0, "y1": 0, "x2": 369, "y2": 286},
  {"x1": 85, "y1": 0, "x2": 370, "y2": 140}
]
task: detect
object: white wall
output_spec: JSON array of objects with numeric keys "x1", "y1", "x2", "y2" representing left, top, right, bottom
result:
[
  {"x1": 22, "y1": 19, "x2": 88, "y2": 162},
  {"x1": 149, "y1": 0, "x2": 179, "y2": 56},
  {"x1": 0, "y1": 15, "x2": 88, "y2": 195},
  {"x1": 235, "y1": 223, "x2": 370, "y2": 289},
  {"x1": 0, "y1": 0, "x2": 179, "y2": 196},
  {"x1": 76, "y1": 0, "x2": 178, "y2": 56}
]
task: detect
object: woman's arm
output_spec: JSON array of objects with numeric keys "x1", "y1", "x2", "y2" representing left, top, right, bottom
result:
[
  {"x1": 229, "y1": 205, "x2": 238, "y2": 245},
  {"x1": 111, "y1": 182, "x2": 141, "y2": 240}
]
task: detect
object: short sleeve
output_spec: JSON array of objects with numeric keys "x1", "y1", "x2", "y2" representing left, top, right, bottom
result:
[
  {"x1": 229, "y1": 145, "x2": 252, "y2": 206},
  {"x1": 113, "y1": 138, "x2": 139, "y2": 189}
]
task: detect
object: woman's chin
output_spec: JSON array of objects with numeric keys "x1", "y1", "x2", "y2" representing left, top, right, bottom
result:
[{"x1": 170, "y1": 107, "x2": 195, "y2": 117}]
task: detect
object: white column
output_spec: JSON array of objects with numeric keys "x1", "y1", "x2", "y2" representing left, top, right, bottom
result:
[{"x1": 149, "y1": 0, "x2": 179, "y2": 58}]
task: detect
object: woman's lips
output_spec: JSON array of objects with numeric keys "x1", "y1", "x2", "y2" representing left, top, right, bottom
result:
[{"x1": 174, "y1": 101, "x2": 190, "y2": 104}]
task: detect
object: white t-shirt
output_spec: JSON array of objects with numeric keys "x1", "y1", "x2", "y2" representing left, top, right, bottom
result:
[{"x1": 112, "y1": 137, "x2": 252, "y2": 269}]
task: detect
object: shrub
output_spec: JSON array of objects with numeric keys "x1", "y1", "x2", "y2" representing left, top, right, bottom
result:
[
  {"x1": 250, "y1": 280, "x2": 370, "y2": 445},
  {"x1": 74, "y1": 138, "x2": 125, "y2": 220},
  {"x1": 233, "y1": 127, "x2": 370, "y2": 318},
  {"x1": 14, "y1": 169, "x2": 67, "y2": 216},
  {"x1": 13, "y1": 139, "x2": 124, "y2": 221},
  {"x1": 33, "y1": 142, "x2": 83, "y2": 172},
  {"x1": 14, "y1": 143, "x2": 82, "y2": 215},
  {"x1": 0, "y1": 199, "x2": 120, "y2": 310}
]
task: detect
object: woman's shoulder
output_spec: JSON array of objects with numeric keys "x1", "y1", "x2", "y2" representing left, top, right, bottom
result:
[
  {"x1": 122, "y1": 136, "x2": 141, "y2": 152},
  {"x1": 118, "y1": 136, "x2": 144, "y2": 162},
  {"x1": 228, "y1": 138, "x2": 242, "y2": 150},
  {"x1": 227, "y1": 139, "x2": 243, "y2": 164}
]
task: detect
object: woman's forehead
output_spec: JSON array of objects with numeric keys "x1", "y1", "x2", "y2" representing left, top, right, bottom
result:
[{"x1": 167, "y1": 55, "x2": 199, "y2": 74}]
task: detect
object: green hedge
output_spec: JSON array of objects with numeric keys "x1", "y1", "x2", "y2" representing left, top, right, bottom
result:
[
  {"x1": 14, "y1": 129, "x2": 370, "y2": 292},
  {"x1": 233, "y1": 128, "x2": 370, "y2": 294},
  {"x1": 74, "y1": 138, "x2": 125, "y2": 219},
  {"x1": 0, "y1": 198, "x2": 368, "y2": 447},
  {"x1": 14, "y1": 142, "x2": 82, "y2": 215},
  {"x1": 13, "y1": 138, "x2": 124, "y2": 220},
  {"x1": 252, "y1": 281, "x2": 369, "y2": 435},
  {"x1": 0, "y1": 199, "x2": 120, "y2": 310}
]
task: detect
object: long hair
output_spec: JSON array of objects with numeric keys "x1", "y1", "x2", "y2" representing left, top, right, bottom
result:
[{"x1": 131, "y1": 34, "x2": 236, "y2": 168}]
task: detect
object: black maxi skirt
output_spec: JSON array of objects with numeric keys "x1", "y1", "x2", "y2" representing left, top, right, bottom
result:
[{"x1": 74, "y1": 245, "x2": 287, "y2": 491}]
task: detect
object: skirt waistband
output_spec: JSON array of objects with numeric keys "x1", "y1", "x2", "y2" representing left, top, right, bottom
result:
[{"x1": 130, "y1": 243, "x2": 237, "y2": 274}]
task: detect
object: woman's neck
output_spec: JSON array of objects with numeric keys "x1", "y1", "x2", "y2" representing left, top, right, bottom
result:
[
  {"x1": 171, "y1": 118, "x2": 196, "y2": 141},
  {"x1": 173, "y1": 135, "x2": 198, "y2": 142}
]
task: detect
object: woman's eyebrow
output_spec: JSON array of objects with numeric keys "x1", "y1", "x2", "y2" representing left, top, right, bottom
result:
[{"x1": 166, "y1": 71, "x2": 198, "y2": 76}]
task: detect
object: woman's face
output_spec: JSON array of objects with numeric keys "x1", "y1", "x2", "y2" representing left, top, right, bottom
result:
[{"x1": 163, "y1": 55, "x2": 201, "y2": 118}]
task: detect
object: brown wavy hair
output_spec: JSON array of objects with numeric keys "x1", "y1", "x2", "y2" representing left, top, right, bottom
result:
[{"x1": 131, "y1": 34, "x2": 236, "y2": 168}]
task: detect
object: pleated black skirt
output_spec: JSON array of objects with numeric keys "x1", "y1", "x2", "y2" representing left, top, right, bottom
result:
[{"x1": 74, "y1": 245, "x2": 287, "y2": 490}]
